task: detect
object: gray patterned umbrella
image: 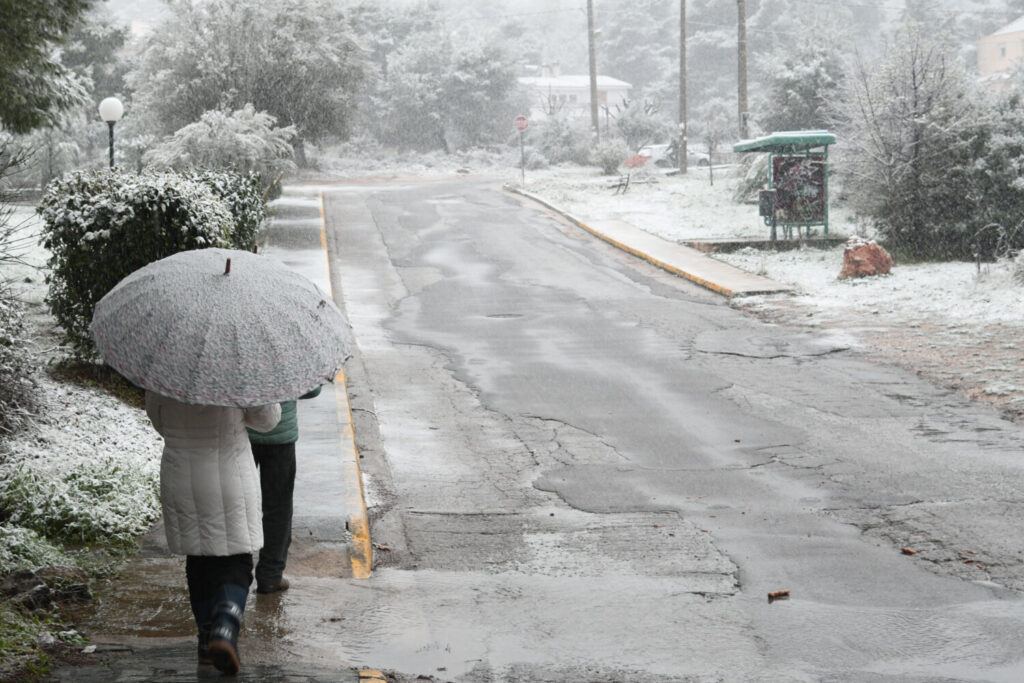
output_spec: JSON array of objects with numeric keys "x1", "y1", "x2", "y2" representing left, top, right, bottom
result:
[{"x1": 90, "y1": 248, "x2": 352, "y2": 407}]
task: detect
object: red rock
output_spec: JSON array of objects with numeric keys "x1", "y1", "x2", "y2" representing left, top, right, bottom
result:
[{"x1": 839, "y1": 237, "x2": 893, "y2": 279}]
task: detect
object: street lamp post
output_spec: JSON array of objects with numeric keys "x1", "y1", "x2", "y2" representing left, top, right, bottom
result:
[{"x1": 98, "y1": 97, "x2": 124, "y2": 169}]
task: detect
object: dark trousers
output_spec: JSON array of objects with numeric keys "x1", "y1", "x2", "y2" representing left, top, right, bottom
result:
[
  {"x1": 185, "y1": 553, "x2": 253, "y2": 624},
  {"x1": 252, "y1": 442, "x2": 296, "y2": 587}
]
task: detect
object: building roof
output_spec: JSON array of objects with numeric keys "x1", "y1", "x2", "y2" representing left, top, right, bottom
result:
[
  {"x1": 989, "y1": 15, "x2": 1024, "y2": 37},
  {"x1": 518, "y1": 75, "x2": 632, "y2": 90}
]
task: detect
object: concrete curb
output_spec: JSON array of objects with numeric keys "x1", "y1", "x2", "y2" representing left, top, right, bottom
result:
[
  {"x1": 507, "y1": 185, "x2": 794, "y2": 297},
  {"x1": 318, "y1": 192, "x2": 373, "y2": 579}
]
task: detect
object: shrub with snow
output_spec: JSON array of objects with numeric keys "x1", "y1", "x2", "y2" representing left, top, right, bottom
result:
[
  {"x1": 38, "y1": 170, "x2": 235, "y2": 359},
  {"x1": 0, "y1": 291, "x2": 39, "y2": 438},
  {"x1": 185, "y1": 169, "x2": 268, "y2": 251},
  {"x1": 732, "y1": 152, "x2": 770, "y2": 204},
  {"x1": 831, "y1": 21, "x2": 985, "y2": 260},
  {"x1": 592, "y1": 138, "x2": 630, "y2": 176},
  {"x1": 0, "y1": 375, "x2": 162, "y2": 558},
  {"x1": 0, "y1": 141, "x2": 41, "y2": 438},
  {"x1": 524, "y1": 149, "x2": 550, "y2": 170},
  {"x1": 527, "y1": 117, "x2": 592, "y2": 166},
  {"x1": 144, "y1": 104, "x2": 296, "y2": 199},
  {"x1": 0, "y1": 526, "x2": 70, "y2": 576}
]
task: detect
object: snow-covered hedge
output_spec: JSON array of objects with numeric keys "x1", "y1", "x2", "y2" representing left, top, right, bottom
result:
[
  {"x1": 144, "y1": 104, "x2": 296, "y2": 196},
  {"x1": 0, "y1": 526, "x2": 70, "y2": 576},
  {"x1": 0, "y1": 376, "x2": 162, "y2": 566},
  {"x1": 185, "y1": 169, "x2": 267, "y2": 252},
  {"x1": 592, "y1": 139, "x2": 630, "y2": 176},
  {"x1": 38, "y1": 169, "x2": 265, "y2": 359},
  {"x1": 0, "y1": 291, "x2": 39, "y2": 438},
  {"x1": 527, "y1": 117, "x2": 592, "y2": 167}
]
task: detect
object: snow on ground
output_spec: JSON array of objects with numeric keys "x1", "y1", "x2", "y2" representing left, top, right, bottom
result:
[
  {"x1": 3, "y1": 205, "x2": 48, "y2": 306},
  {"x1": 0, "y1": 371, "x2": 163, "y2": 571},
  {"x1": 715, "y1": 246, "x2": 1023, "y2": 327},
  {"x1": 522, "y1": 165, "x2": 778, "y2": 240}
]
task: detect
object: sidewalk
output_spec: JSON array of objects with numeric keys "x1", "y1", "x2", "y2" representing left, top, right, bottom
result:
[
  {"x1": 49, "y1": 188, "x2": 370, "y2": 682},
  {"x1": 510, "y1": 187, "x2": 793, "y2": 297}
]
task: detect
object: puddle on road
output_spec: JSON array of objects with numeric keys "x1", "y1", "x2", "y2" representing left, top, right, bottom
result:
[
  {"x1": 79, "y1": 536, "x2": 352, "y2": 644},
  {"x1": 81, "y1": 556, "x2": 194, "y2": 638}
]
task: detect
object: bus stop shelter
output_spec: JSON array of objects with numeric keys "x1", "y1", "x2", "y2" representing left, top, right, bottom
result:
[{"x1": 733, "y1": 130, "x2": 836, "y2": 241}]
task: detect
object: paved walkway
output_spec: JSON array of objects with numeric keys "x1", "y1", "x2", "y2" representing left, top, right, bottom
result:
[{"x1": 511, "y1": 187, "x2": 793, "y2": 297}]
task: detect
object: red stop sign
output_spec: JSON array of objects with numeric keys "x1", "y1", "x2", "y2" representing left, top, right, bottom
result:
[{"x1": 513, "y1": 115, "x2": 528, "y2": 132}]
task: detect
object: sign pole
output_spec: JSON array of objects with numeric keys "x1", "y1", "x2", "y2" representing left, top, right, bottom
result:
[
  {"x1": 519, "y1": 131, "x2": 525, "y2": 185},
  {"x1": 513, "y1": 115, "x2": 529, "y2": 186}
]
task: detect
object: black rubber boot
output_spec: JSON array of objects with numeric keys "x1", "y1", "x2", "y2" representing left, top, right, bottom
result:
[
  {"x1": 189, "y1": 594, "x2": 214, "y2": 665},
  {"x1": 197, "y1": 621, "x2": 213, "y2": 665},
  {"x1": 206, "y1": 584, "x2": 248, "y2": 674}
]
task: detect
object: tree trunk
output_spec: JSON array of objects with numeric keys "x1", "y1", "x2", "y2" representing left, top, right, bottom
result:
[
  {"x1": 587, "y1": 0, "x2": 600, "y2": 144},
  {"x1": 679, "y1": 0, "x2": 687, "y2": 174},
  {"x1": 737, "y1": 0, "x2": 749, "y2": 139}
]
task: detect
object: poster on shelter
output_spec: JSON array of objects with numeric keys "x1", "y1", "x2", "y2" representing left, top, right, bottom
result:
[{"x1": 772, "y1": 154, "x2": 826, "y2": 224}]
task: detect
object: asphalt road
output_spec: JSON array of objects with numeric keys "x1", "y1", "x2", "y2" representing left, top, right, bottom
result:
[
  {"x1": 319, "y1": 176, "x2": 1024, "y2": 682},
  {"x1": 51, "y1": 175, "x2": 1024, "y2": 683}
]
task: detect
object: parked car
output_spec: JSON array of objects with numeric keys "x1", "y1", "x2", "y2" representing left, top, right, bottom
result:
[{"x1": 636, "y1": 142, "x2": 711, "y2": 168}]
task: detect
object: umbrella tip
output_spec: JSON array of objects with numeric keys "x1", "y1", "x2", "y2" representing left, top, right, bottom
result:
[{"x1": 225, "y1": 258, "x2": 231, "y2": 275}]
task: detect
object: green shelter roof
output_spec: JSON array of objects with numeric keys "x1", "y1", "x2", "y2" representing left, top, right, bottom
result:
[{"x1": 733, "y1": 130, "x2": 836, "y2": 153}]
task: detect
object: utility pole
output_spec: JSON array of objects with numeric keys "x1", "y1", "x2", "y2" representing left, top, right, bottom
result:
[
  {"x1": 737, "y1": 0, "x2": 749, "y2": 139},
  {"x1": 679, "y1": 0, "x2": 687, "y2": 174},
  {"x1": 587, "y1": 0, "x2": 600, "y2": 144}
]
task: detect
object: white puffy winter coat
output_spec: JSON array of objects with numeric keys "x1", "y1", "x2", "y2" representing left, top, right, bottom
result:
[{"x1": 145, "y1": 392, "x2": 281, "y2": 556}]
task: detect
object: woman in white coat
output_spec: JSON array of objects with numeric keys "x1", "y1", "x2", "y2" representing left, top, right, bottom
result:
[{"x1": 145, "y1": 391, "x2": 281, "y2": 675}]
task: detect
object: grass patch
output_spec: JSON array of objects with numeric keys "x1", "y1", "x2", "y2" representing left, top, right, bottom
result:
[
  {"x1": 46, "y1": 361, "x2": 145, "y2": 410},
  {"x1": 0, "y1": 606, "x2": 57, "y2": 683}
]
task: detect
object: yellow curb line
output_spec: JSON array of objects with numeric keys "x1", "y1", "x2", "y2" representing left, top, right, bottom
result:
[
  {"x1": 507, "y1": 186, "x2": 748, "y2": 297},
  {"x1": 570, "y1": 218, "x2": 737, "y2": 297},
  {"x1": 320, "y1": 191, "x2": 373, "y2": 580}
]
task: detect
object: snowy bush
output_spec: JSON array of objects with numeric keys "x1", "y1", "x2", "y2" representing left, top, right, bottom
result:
[
  {"x1": 0, "y1": 376, "x2": 162, "y2": 552},
  {"x1": 38, "y1": 170, "x2": 235, "y2": 358},
  {"x1": 184, "y1": 170, "x2": 268, "y2": 250},
  {"x1": 759, "y1": 41, "x2": 844, "y2": 132},
  {"x1": 0, "y1": 140, "x2": 41, "y2": 438},
  {"x1": 144, "y1": 104, "x2": 296, "y2": 197},
  {"x1": 0, "y1": 291, "x2": 39, "y2": 438},
  {"x1": 527, "y1": 117, "x2": 592, "y2": 166},
  {"x1": 0, "y1": 525, "x2": 70, "y2": 575},
  {"x1": 613, "y1": 100, "x2": 675, "y2": 152},
  {"x1": 524, "y1": 149, "x2": 550, "y2": 170},
  {"x1": 831, "y1": 21, "x2": 982, "y2": 260},
  {"x1": 731, "y1": 152, "x2": 770, "y2": 203},
  {"x1": 592, "y1": 138, "x2": 630, "y2": 176}
]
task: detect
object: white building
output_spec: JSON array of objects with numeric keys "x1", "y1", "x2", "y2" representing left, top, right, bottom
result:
[
  {"x1": 518, "y1": 69, "x2": 632, "y2": 121},
  {"x1": 978, "y1": 15, "x2": 1024, "y2": 91}
]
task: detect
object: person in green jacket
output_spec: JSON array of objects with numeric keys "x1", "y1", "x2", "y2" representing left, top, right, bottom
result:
[{"x1": 247, "y1": 386, "x2": 321, "y2": 594}]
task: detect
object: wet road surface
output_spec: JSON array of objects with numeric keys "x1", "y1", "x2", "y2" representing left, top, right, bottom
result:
[
  {"x1": 54, "y1": 176, "x2": 1024, "y2": 682},
  {"x1": 322, "y1": 176, "x2": 1024, "y2": 681}
]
